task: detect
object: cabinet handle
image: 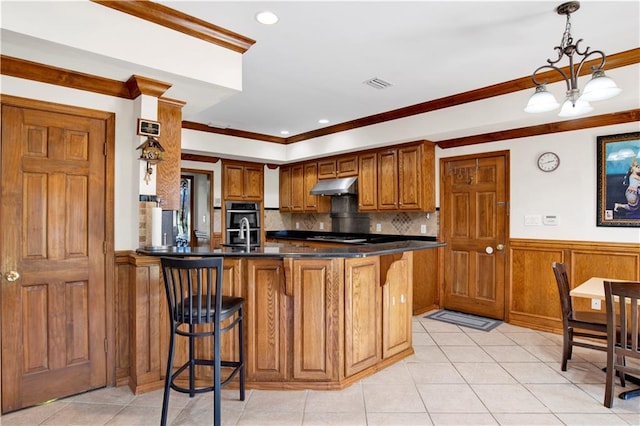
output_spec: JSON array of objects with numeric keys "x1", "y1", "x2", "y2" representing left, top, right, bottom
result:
[{"x1": 400, "y1": 294, "x2": 406, "y2": 304}]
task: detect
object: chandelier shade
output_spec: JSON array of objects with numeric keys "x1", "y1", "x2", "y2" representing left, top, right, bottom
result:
[{"x1": 525, "y1": 1, "x2": 621, "y2": 117}]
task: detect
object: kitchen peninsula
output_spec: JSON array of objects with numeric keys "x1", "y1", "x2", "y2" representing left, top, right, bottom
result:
[{"x1": 127, "y1": 240, "x2": 443, "y2": 394}]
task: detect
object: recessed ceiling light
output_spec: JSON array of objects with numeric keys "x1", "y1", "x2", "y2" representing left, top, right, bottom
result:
[
  {"x1": 280, "y1": 130, "x2": 290, "y2": 135},
  {"x1": 256, "y1": 11, "x2": 278, "y2": 25},
  {"x1": 318, "y1": 119, "x2": 329, "y2": 124}
]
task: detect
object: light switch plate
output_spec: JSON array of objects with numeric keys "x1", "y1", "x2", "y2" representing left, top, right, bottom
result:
[
  {"x1": 376, "y1": 223, "x2": 382, "y2": 232},
  {"x1": 420, "y1": 224, "x2": 427, "y2": 234}
]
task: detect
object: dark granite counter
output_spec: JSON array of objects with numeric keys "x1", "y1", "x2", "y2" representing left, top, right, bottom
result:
[
  {"x1": 266, "y1": 230, "x2": 438, "y2": 244},
  {"x1": 137, "y1": 240, "x2": 444, "y2": 259}
]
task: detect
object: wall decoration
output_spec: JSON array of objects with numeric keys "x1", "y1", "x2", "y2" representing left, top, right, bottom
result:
[{"x1": 597, "y1": 131, "x2": 640, "y2": 227}]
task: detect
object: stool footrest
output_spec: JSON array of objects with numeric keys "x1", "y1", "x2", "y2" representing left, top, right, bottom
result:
[{"x1": 169, "y1": 359, "x2": 244, "y2": 395}]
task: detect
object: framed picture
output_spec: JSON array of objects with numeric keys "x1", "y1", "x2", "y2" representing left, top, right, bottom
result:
[{"x1": 596, "y1": 131, "x2": 640, "y2": 227}]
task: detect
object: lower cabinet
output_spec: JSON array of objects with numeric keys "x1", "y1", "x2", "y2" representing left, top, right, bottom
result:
[
  {"x1": 381, "y1": 253, "x2": 413, "y2": 358},
  {"x1": 344, "y1": 257, "x2": 382, "y2": 376},
  {"x1": 245, "y1": 258, "x2": 288, "y2": 382}
]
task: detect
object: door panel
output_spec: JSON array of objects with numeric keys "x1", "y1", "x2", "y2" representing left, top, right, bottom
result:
[
  {"x1": 441, "y1": 154, "x2": 508, "y2": 320},
  {"x1": 1, "y1": 104, "x2": 107, "y2": 413}
]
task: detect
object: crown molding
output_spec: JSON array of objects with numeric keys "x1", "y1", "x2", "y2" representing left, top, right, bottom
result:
[{"x1": 91, "y1": 0, "x2": 255, "y2": 54}]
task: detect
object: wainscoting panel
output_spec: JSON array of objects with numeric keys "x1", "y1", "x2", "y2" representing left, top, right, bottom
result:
[{"x1": 508, "y1": 239, "x2": 640, "y2": 332}]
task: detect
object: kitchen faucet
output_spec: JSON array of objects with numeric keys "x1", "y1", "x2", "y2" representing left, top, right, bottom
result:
[{"x1": 239, "y1": 216, "x2": 251, "y2": 251}]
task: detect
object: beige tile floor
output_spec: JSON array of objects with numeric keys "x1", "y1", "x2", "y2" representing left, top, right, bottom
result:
[{"x1": 2, "y1": 313, "x2": 640, "y2": 425}]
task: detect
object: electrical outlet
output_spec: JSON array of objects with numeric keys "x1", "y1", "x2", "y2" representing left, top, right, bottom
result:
[
  {"x1": 295, "y1": 222, "x2": 300, "y2": 229},
  {"x1": 376, "y1": 223, "x2": 382, "y2": 232},
  {"x1": 420, "y1": 224, "x2": 427, "y2": 234},
  {"x1": 319, "y1": 222, "x2": 324, "y2": 230},
  {"x1": 591, "y1": 298, "x2": 601, "y2": 310}
]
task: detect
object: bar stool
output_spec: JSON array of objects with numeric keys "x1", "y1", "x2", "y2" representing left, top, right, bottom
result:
[{"x1": 160, "y1": 257, "x2": 245, "y2": 426}]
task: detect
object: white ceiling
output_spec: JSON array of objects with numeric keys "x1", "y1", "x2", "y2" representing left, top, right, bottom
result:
[{"x1": 3, "y1": 1, "x2": 639, "y2": 140}]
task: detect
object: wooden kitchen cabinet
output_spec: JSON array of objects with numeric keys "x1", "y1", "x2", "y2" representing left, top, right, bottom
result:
[
  {"x1": 344, "y1": 257, "x2": 381, "y2": 377},
  {"x1": 337, "y1": 155, "x2": 358, "y2": 177},
  {"x1": 358, "y1": 153, "x2": 378, "y2": 211},
  {"x1": 245, "y1": 258, "x2": 288, "y2": 382},
  {"x1": 380, "y1": 253, "x2": 413, "y2": 359},
  {"x1": 155, "y1": 98, "x2": 184, "y2": 210},
  {"x1": 279, "y1": 165, "x2": 292, "y2": 211},
  {"x1": 291, "y1": 258, "x2": 342, "y2": 381},
  {"x1": 290, "y1": 164, "x2": 305, "y2": 211},
  {"x1": 279, "y1": 161, "x2": 328, "y2": 213},
  {"x1": 399, "y1": 142, "x2": 435, "y2": 211},
  {"x1": 222, "y1": 160, "x2": 263, "y2": 201},
  {"x1": 317, "y1": 159, "x2": 337, "y2": 179},
  {"x1": 377, "y1": 149, "x2": 399, "y2": 210}
]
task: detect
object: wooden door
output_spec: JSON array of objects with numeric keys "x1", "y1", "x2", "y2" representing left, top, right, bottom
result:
[
  {"x1": 1, "y1": 104, "x2": 107, "y2": 412},
  {"x1": 377, "y1": 149, "x2": 398, "y2": 210},
  {"x1": 441, "y1": 153, "x2": 508, "y2": 320},
  {"x1": 358, "y1": 153, "x2": 377, "y2": 211}
]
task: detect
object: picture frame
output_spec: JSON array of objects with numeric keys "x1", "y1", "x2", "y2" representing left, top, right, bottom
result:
[
  {"x1": 137, "y1": 118, "x2": 161, "y2": 137},
  {"x1": 596, "y1": 131, "x2": 640, "y2": 227}
]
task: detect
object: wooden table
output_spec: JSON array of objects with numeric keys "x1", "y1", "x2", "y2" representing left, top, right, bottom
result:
[{"x1": 570, "y1": 277, "x2": 640, "y2": 400}]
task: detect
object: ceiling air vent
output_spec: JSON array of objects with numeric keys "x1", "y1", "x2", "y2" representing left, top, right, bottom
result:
[{"x1": 363, "y1": 77, "x2": 392, "y2": 90}]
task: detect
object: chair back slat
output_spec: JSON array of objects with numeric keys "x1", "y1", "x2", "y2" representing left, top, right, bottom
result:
[
  {"x1": 552, "y1": 262, "x2": 573, "y2": 320},
  {"x1": 604, "y1": 280, "x2": 640, "y2": 358}
]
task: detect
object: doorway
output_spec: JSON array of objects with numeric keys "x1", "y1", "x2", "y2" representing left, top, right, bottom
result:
[
  {"x1": 440, "y1": 151, "x2": 509, "y2": 320},
  {"x1": 1, "y1": 96, "x2": 113, "y2": 413},
  {"x1": 179, "y1": 169, "x2": 214, "y2": 247}
]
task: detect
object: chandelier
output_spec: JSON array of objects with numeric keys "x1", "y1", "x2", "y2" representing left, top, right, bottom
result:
[{"x1": 524, "y1": 1, "x2": 621, "y2": 117}]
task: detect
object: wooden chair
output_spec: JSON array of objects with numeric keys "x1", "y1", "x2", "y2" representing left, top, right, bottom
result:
[
  {"x1": 603, "y1": 280, "x2": 640, "y2": 407},
  {"x1": 160, "y1": 257, "x2": 245, "y2": 426},
  {"x1": 552, "y1": 262, "x2": 608, "y2": 371}
]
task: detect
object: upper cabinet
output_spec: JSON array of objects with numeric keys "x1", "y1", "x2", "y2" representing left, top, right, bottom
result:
[
  {"x1": 280, "y1": 161, "x2": 329, "y2": 213},
  {"x1": 277, "y1": 140, "x2": 434, "y2": 213},
  {"x1": 223, "y1": 160, "x2": 264, "y2": 201},
  {"x1": 155, "y1": 98, "x2": 185, "y2": 210}
]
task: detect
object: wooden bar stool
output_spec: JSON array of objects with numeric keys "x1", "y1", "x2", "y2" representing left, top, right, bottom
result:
[{"x1": 160, "y1": 257, "x2": 245, "y2": 426}]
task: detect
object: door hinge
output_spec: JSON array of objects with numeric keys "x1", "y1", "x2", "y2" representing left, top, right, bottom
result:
[
  {"x1": 104, "y1": 338, "x2": 108, "y2": 353},
  {"x1": 104, "y1": 143, "x2": 107, "y2": 156},
  {"x1": 103, "y1": 241, "x2": 108, "y2": 254}
]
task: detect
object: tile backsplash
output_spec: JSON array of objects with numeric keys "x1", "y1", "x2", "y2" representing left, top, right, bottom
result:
[{"x1": 265, "y1": 209, "x2": 439, "y2": 237}]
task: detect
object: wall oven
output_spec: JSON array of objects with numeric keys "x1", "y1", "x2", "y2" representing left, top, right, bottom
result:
[{"x1": 225, "y1": 201, "x2": 261, "y2": 247}]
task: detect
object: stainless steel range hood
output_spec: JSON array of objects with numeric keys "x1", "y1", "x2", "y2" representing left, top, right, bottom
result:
[{"x1": 309, "y1": 177, "x2": 357, "y2": 196}]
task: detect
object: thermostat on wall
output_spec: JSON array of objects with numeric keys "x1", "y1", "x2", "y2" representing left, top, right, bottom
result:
[{"x1": 543, "y1": 215, "x2": 559, "y2": 226}]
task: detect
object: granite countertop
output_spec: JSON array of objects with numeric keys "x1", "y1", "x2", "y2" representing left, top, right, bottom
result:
[
  {"x1": 266, "y1": 230, "x2": 438, "y2": 244},
  {"x1": 137, "y1": 240, "x2": 444, "y2": 259}
]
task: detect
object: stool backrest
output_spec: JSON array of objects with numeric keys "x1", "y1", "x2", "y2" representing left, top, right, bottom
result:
[{"x1": 161, "y1": 257, "x2": 224, "y2": 325}]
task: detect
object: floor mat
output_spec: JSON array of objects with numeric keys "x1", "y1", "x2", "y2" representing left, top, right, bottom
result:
[{"x1": 424, "y1": 309, "x2": 502, "y2": 332}]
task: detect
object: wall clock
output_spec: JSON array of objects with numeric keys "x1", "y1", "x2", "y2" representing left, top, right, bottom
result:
[{"x1": 537, "y1": 152, "x2": 560, "y2": 172}]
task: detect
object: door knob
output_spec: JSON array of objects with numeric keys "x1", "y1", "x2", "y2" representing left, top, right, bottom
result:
[
  {"x1": 4, "y1": 270, "x2": 20, "y2": 282},
  {"x1": 496, "y1": 244, "x2": 505, "y2": 251}
]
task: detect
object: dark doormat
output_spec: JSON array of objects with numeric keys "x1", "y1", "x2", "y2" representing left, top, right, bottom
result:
[{"x1": 424, "y1": 310, "x2": 502, "y2": 332}]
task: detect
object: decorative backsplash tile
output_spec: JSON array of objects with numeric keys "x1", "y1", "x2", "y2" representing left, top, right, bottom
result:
[{"x1": 391, "y1": 212, "x2": 412, "y2": 234}]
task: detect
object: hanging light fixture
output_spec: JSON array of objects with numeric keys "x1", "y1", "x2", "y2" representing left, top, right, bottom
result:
[{"x1": 524, "y1": 1, "x2": 621, "y2": 117}]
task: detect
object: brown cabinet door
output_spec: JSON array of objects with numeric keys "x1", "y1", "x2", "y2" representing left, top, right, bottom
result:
[
  {"x1": 291, "y1": 258, "x2": 341, "y2": 381},
  {"x1": 223, "y1": 163, "x2": 246, "y2": 199},
  {"x1": 398, "y1": 145, "x2": 422, "y2": 210},
  {"x1": 279, "y1": 165, "x2": 292, "y2": 211},
  {"x1": 381, "y1": 253, "x2": 413, "y2": 358},
  {"x1": 1, "y1": 103, "x2": 107, "y2": 413},
  {"x1": 155, "y1": 99, "x2": 183, "y2": 210},
  {"x1": 245, "y1": 259, "x2": 288, "y2": 381},
  {"x1": 290, "y1": 164, "x2": 304, "y2": 211},
  {"x1": 303, "y1": 162, "x2": 319, "y2": 211},
  {"x1": 344, "y1": 257, "x2": 381, "y2": 377},
  {"x1": 377, "y1": 149, "x2": 398, "y2": 210},
  {"x1": 358, "y1": 153, "x2": 378, "y2": 211},
  {"x1": 317, "y1": 159, "x2": 336, "y2": 179},
  {"x1": 337, "y1": 155, "x2": 358, "y2": 177},
  {"x1": 244, "y1": 164, "x2": 264, "y2": 200}
]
